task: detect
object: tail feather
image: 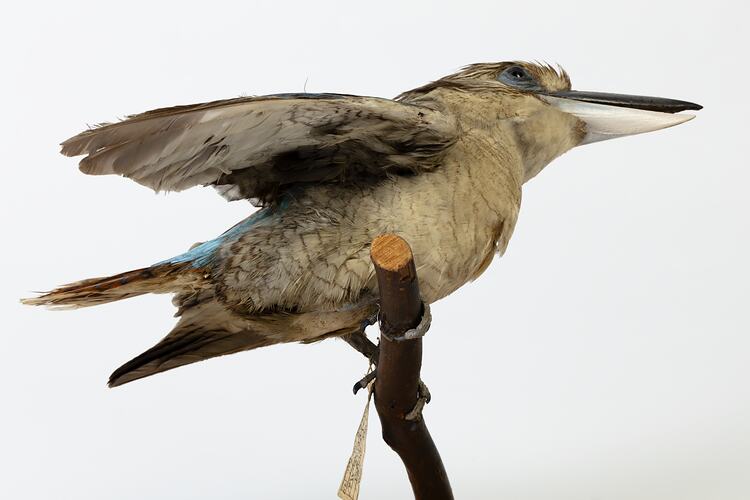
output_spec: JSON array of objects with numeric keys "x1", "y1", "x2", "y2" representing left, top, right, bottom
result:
[
  {"x1": 21, "y1": 263, "x2": 196, "y2": 309},
  {"x1": 108, "y1": 327, "x2": 274, "y2": 387},
  {"x1": 106, "y1": 293, "x2": 376, "y2": 387},
  {"x1": 107, "y1": 294, "x2": 276, "y2": 387}
]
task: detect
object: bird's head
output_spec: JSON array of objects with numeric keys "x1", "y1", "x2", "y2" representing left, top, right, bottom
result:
[{"x1": 399, "y1": 61, "x2": 702, "y2": 181}]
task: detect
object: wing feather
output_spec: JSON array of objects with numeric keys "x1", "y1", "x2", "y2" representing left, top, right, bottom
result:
[{"x1": 62, "y1": 93, "x2": 457, "y2": 202}]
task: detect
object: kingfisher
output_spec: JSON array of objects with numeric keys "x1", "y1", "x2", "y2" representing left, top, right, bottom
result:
[{"x1": 23, "y1": 61, "x2": 701, "y2": 387}]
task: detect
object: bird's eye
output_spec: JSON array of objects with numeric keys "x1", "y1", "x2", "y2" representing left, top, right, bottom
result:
[
  {"x1": 509, "y1": 67, "x2": 527, "y2": 79},
  {"x1": 497, "y1": 65, "x2": 541, "y2": 91}
]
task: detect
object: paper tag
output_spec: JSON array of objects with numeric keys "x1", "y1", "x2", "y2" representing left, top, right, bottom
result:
[{"x1": 337, "y1": 381, "x2": 373, "y2": 500}]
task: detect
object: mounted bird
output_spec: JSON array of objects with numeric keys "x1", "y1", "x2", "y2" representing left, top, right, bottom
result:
[{"x1": 23, "y1": 61, "x2": 701, "y2": 387}]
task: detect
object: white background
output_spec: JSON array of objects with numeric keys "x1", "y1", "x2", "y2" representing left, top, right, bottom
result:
[{"x1": 2, "y1": 1, "x2": 748, "y2": 499}]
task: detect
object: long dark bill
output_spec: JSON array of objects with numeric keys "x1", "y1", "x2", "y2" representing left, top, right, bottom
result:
[{"x1": 546, "y1": 90, "x2": 702, "y2": 113}]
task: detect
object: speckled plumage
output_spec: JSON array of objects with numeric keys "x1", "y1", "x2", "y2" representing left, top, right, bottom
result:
[{"x1": 22, "y1": 62, "x2": 600, "y2": 386}]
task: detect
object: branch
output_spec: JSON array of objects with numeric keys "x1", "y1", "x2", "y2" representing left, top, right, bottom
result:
[{"x1": 370, "y1": 234, "x2": 454, "y2": 500}]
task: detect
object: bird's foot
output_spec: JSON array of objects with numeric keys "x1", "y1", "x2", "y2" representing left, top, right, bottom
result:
[
  {"x1": 404, "y1": 379, "x2": 431, "y2": 422},
  {"x1": 354, "y1": 370, "x2": 431, "y2": 423},
  {"x1": 380, "y1": 303, "x2": 432, "y2": 342},
  {"x1": 344, "y1": 326, "x2": 379, "y2": 394},
  {"x1": 352, "y1": 369, "x2": 377, "y2": 394}
]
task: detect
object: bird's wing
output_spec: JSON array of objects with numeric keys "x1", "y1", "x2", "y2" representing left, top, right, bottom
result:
[{"x1": 62, "y1": 93, "x2": 457, "y2": 203}]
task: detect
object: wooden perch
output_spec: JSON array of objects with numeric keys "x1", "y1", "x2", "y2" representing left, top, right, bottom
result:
[{"x1": 370, "y1": 234, "x2": 454, "y2": 500}]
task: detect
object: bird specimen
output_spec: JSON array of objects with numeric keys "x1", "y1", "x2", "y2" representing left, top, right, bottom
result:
[{"x1": 23, "y1": 61, "x2": 701, "y2": 387}]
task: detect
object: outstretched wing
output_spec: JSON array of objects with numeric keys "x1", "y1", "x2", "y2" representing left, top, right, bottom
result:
[{"x1": 62, "y1": 93, "x2": 457, "y2": 203}]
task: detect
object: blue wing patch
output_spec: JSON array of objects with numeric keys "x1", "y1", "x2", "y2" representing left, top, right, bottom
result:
[{"x1": 160, "y1": 198, "x2": 289, "y2": 268}]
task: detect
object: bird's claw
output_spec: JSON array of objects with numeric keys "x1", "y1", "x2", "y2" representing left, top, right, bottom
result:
[
  {"x1": 352, "y1": 369, "x2": 377, "y2": 395},
  {"x1": 404, "y1": 379, "x2": 431, "y2": 421},
  {"x1": 354, "y1": 371, "x2": 430, "y2": 421},
  {"x1": 348, "y1": 304, "x2": 431, "y2": 419},
  {"x1": 380, "y1": 303, "x2": 431, "y2": 342}
]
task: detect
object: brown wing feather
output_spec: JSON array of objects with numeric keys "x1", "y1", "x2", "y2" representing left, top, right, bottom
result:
[{"x1": 62, "y1": 93, "x2": 457, "y2": 203}]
